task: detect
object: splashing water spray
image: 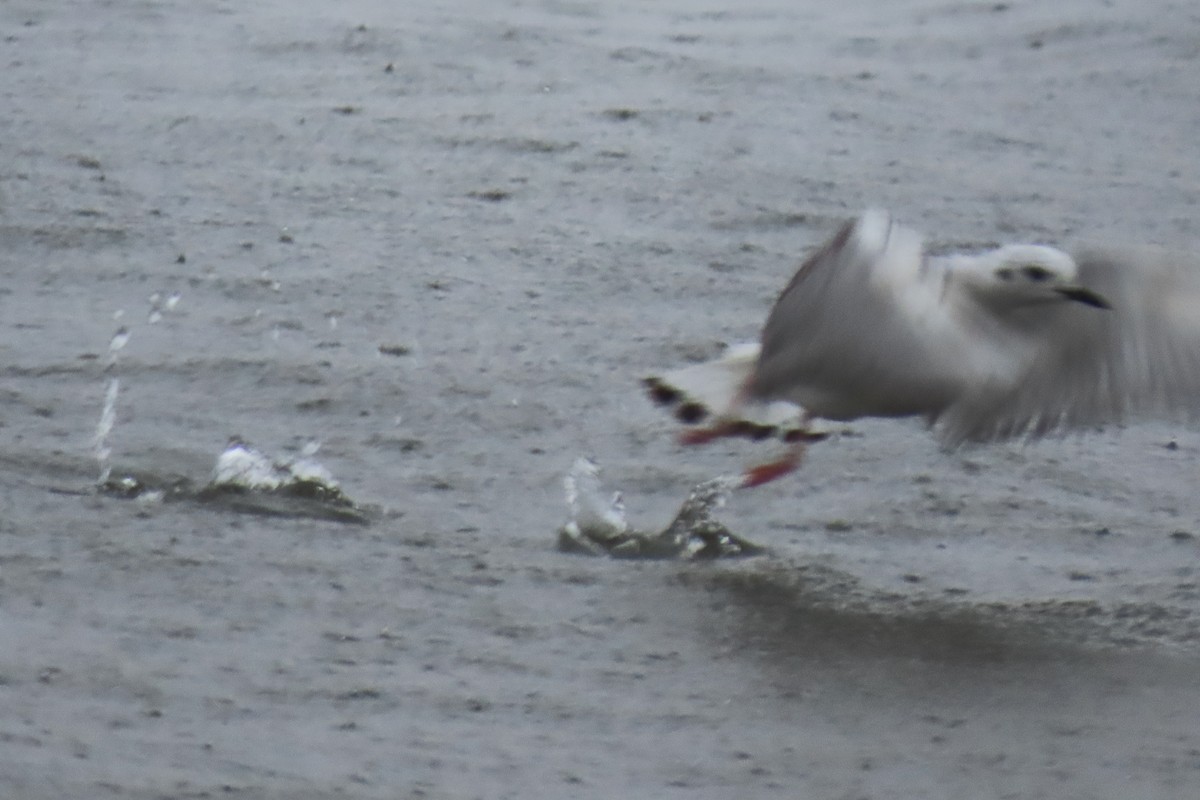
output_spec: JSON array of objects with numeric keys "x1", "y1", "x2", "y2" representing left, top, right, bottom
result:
[
  {"x1": 93, "y1": 293, "x2": 181, "y2": 487},
  {"x1": 88, "y1": 290, "x2": 358, "y2": 516},
  {"x1": 93, "y1": 322, "x2": 129, "y2": 485}
]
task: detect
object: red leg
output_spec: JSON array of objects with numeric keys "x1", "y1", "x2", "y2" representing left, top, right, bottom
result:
[
  {"x1": 676, "y1": 378, "x2": 759, "y2": 447},
  {"x1": 678, "y1": 420, "x2": 740, "y2": 446},
  {"x1": 740, "y1": 443, "x2": 807, "y2": 488}
]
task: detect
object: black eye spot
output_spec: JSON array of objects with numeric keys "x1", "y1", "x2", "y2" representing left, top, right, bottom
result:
[
  {"x1": 996, "y1": 268, "x2": 1015, "y2": 281},
  {"x1": 1022, "y1": 265, "x2": 1053, "y2": 282}
]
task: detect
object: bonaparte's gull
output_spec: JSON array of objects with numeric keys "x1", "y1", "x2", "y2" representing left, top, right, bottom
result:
[{"x1": 647, "y1": 210, "x2": 1200, "y2": 486}]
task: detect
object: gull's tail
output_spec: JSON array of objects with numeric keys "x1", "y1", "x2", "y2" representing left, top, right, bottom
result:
[{"x1": 643, "y1": 343, "x2": 816, "y2": 443}]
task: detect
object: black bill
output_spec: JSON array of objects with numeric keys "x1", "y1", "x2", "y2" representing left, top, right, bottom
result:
[{"x1": 1055, "y1": 285, "x2": 1112, "y2": 309}]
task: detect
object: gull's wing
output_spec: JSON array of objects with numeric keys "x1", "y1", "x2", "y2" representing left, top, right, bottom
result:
[
  {"x1": 643, "y1": 342, "x2": 810, "y2": 440},
  {"x1": 937, "y1": 246, "x2": 1200, "y2": 445},
  {"x1": 753, "y1": 211, "x2": 995, "y2": 420}
]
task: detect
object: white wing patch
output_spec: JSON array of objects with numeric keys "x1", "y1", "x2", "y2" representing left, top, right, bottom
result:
[{"x1": 644, "y1": 343, "x2": 816, "y2": 441}]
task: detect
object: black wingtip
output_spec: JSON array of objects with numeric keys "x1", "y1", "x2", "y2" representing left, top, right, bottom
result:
[
  {"x1": 675, "y1": 402, "x2": 708, "y2": 424},
  {"x1": 643, "y1": 377, "x2": 682, "y2": 405}
]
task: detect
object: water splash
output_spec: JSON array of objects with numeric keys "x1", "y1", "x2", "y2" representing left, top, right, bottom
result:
[
  {"x1": 211, "y1": 438, "x2": 290, "y2": 490},
  {"x1": 211, "y1": 438, "x2": 339, "y2": 492},
  {"x1": 563, "y1": 457, "x2": 629, "y2": 542},
  {"x1": 93, "y1": 326, "x2": 131, "y2": 484},
  {"x1": 88, "y1": 291, "x2": 368, "y2": 523},
  {"x1": 98, "y1": 437, "x2": 369, "y2": 524},
  {"x1": 558, "y1": 458, "x2": 763, "y2": 559},
  {"x1": 92, "y1": 293, "x2": 182, "y2": 486},
  {"x1": 200, "y1": 438, "x2": 365, "y2": 521},
  {"x1": 94, "y1": 377, "x2": 120, "y2": 485}
]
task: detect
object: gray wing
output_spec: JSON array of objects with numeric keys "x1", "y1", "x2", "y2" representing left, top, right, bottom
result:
[
  {"x1": 937, "y1": 246, "x2": 1200, "y2": 445},
  {"x1": 752, "y1": 211, "x2": 985, "y2": 420}
]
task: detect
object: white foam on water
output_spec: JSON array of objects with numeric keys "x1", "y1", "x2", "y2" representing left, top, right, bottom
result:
[{"x1": 210, "y1": 439, "x2": 340, "y2": 492}]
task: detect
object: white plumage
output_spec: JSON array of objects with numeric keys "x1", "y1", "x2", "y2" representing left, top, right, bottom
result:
[{"x1": 647, "y1": 210, "x2": 1200, "y2": 485}]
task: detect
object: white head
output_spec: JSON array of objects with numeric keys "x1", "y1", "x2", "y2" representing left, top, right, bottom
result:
[{"x1": 964, "y1": 244, "x2": 1110, "y2": 311}]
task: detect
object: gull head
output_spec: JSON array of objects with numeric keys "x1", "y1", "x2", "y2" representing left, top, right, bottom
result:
[{"x1": 968, "y1": 245, "x2": 1110, "y2": 311}]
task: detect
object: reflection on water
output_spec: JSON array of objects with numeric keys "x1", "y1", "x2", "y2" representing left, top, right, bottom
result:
[
  {"x1": 672, "y1": 561, "x2": 1198, "y2": 687},
  {"x1": 697, "y1": 566, "x2": 1062, "y2": 667}
]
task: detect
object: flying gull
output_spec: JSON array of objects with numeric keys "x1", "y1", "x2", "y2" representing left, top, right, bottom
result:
[{"x1": 646, "y1": 210, "x2": 1200, "y2": 486}]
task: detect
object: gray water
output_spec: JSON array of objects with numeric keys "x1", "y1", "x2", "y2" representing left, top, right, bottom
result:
[{"x1": 2, "y1": 1, "x2": 1199, "y2": 797}]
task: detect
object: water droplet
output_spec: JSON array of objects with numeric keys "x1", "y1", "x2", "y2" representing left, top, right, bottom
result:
[{"x1": 109, "y1": 328, "x2": 130, "y2": 353}]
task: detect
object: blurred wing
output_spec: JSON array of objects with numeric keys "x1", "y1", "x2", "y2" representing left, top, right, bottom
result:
[
  {"x1": 643, "y1": 343, "x2": 810, "y2": 440},
  {"x1": 938, "y1": 246, "x2": 1200, "y2": 444},
  {"x1": 753, "y1": 210, "x2": 976, "y2": 419}
]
